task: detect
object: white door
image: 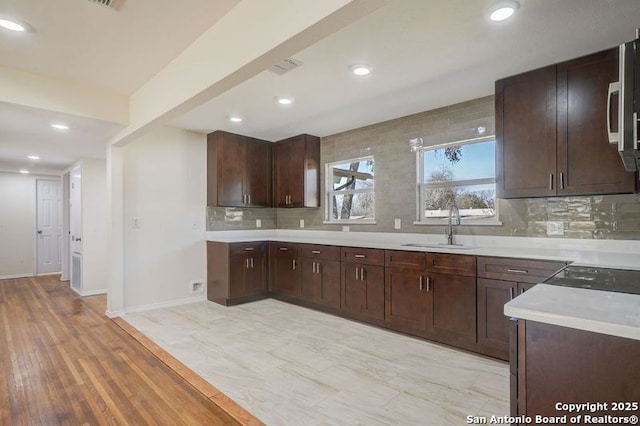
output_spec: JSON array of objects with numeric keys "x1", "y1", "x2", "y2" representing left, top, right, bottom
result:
[
  {"x1": 69, "y1": 167, "x2": 82, "y2": 254},
  {"x1": 36, "y1": 179, "x2": 62, "y2": 274}
]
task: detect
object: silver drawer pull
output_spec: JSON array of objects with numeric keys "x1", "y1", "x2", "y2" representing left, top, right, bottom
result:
[
  {"x1": 311, "y1": 250, "x2": 321, "y2": 254},
  {"x1": 279, "y1": 247, "x2": 289, "y2": 251},
  {"x1": 354, "y1": 254, "x2": 366, "y2": 258},
  {"x1": 244, "y1": 247, "x2": 255, "y2": 251},
  {"x1": 507, "y1": 268, "x2": 528, "y2": 274}
]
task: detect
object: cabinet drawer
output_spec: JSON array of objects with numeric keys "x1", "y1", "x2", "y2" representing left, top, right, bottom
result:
[
  {"x1": 426, "y1": 253, "x2": 476, "y2": 277},
  {"x1": 298, "y1": 244, "x2": 340, "y2": 261},
  {"x1": 385, "y1": 250, "x2": 426, "y2": 270},
  {"x1": 341, "y1": 247, "x2": 385, "y2": 266},
  {"x1": 270, "y1": 242, "x2": 299, "y2": 257},
  {"x1": 477, "y1": 257, "x2": 566, "y2": 283},
  {"x1": 230, "y1": 241, "x2": 266, "y2": 255}
]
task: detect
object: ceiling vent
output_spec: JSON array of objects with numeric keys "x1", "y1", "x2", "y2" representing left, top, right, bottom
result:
[
  {"x1": 87, "y1": 0, "x2": 122, "y2": 10},
  {"x1": 268, "y1": 57, "x2": 304, "y2": 75}
]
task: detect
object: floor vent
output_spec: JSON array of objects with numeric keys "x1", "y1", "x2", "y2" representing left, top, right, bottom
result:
[
  {"x1": 268, "y1": 57, "x2": 304, "y2": 75},
  {"x1": 71, "y1": 253, "x2": 82, "y2": 292},
  {"x1": 87, "y1": 0, "x2": 122, "y2": 10}
]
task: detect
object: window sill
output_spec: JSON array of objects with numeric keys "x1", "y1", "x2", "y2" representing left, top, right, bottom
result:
[{"x1": 413, "y1": 219, "x2": 503, "y2": 226}]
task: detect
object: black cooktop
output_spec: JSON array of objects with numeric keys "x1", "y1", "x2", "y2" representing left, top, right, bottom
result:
[{"x1": 543, "y1": 266, "x2": 640, "y2": 295}]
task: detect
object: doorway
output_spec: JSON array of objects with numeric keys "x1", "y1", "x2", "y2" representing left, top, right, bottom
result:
[{"x1": 36, "y1": 179, "x2": 62, "y2": 275}]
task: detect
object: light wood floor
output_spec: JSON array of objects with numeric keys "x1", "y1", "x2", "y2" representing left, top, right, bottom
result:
[{"x1": 0, "y1": 275, "x2": 240, "y2": 425}]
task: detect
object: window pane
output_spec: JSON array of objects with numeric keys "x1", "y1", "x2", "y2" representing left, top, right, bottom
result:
[
  {"x1": 331, "y1": 159, "x2": 374, "y2": 191},
  {"x1": 330, "y1": 193, "x2": 375, "y2": 221},
  {"x1": 423, "y1": 183, "x2": 495, "y2": 219},
  {"x1": 423, "y1": 140, "x2": 495, "y2": 183}
]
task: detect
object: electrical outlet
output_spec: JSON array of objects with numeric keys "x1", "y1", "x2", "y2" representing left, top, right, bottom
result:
[
  {"x1": 190, "y1": 280, "x2": 204, "y2": 294},
  {"x1": 546, "y1": 221, "x2": 564, "y2": 236},
  {"x1": 299, "y1": 219, "x2": 305, "y2": 228},
  {"x1": 394, "y1": 218, "x2": 401, "y2": 230},
  {"x1": 256, "y1": 219, "x2": 262, "y2": 228},
  {"x1": 132, "y1": 217, "x2": 141, "y2": 229},
  {"x1": 191, "y1": 216, "x2": 198, "y2": 230}
]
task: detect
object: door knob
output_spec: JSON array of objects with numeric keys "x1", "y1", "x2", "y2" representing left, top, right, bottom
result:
[{"x1": 37, "y1": 230, "x2": 43, "y2": 234}]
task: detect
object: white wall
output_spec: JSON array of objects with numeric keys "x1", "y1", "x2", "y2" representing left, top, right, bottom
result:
[
  {"x1": 80, "y1": 159, "x2": 108, "y2": 294},
  {"x1": 0, "y1": 172, "x2": 58, "y2": 278},
  {"x1": 123, "y1": 126, "x2": 206, "y2": 311}
]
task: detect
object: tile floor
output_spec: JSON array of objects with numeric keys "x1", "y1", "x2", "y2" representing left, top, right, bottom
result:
[{"x1": 124, "y1": 299, "x2": 509, "y2": 425}]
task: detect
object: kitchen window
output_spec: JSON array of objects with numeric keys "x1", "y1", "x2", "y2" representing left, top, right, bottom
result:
[
  {"x1": 415, "y1": 137, "x2": 498, "y2": 225},
  {"x1": 325, "y1": 156, "x2": 375, "y2": 223}
]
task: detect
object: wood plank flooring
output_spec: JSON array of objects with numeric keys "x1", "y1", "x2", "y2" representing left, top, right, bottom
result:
[{"x1": 0, "y1": 275, "x2": 241, "y2": 425}]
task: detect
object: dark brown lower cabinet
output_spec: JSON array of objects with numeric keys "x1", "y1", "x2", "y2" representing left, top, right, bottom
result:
[
  {"x1": 426, "y1": 272, "x2": 476, "y2": 345},
  {"x1": 513, "y1": 320, "x2": 640, "y2": 418},
  {"x1": 269, "y1": 243, "x2": 300, "y2": 297},
  {"x1": 385, "y1": 267, "x2": 426, "y2": 331},
  {"x1": 300, "y1": 257, "x2": 341, "y2": 309},
  {"x1": 207, "y1": 241, "x2": 267, "y2": 306},
  {"x1": 341, "y1": 262, "x2": 385, "y2": 322}
]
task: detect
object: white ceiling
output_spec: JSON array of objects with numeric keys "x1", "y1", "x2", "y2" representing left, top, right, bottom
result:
[{"x1": 2, "y1": 0, "x2": 640, "y2": 174}]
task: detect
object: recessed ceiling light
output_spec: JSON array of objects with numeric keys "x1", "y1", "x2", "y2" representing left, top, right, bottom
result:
[
  {"x1": 51, "y1": 123, "x2": 69, "y2": 130},
  {"x1": 275, "y1": 96, "x2": 294, "y2": 105},
  {"x1": 228, "y1": 115, "x2": 243, "y2": 123},
  {"x1": 488, "y1": 1, "x2": 519, "y2": 22},
  {"x1": 0, "y1": 17, "x2": 28, "y2": 32},
  {"x1": 27, "y1": 155, "x2": 40, "y2": 160},
  {"x1": 350, "y1": 64, "x2": 372, "y2": 76},
  {"x1": 19, "y1": 169, "x2": 30, "y2": 174}
]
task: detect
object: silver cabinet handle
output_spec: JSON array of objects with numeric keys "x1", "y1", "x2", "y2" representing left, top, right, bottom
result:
[
  {"x1": 520, "y1": 288, "x2": 525, "y2": 295},
  {"x1": 509, "y1": 287, "x2": 515, "y2": 300},
  {"x1": 419, "y1": 276, "x2": 424, "y2": 291},
  {"x1": 360, "y1": 267, "x2": 365, "y2": 281},
  {"x1": 248, "y1": 194, "x2": 251, "y2": 205},
  {"x1": 559, "y1": 172, "x2": 565, "y2": 190},
  {"x1": 354, "y1": 254, "x2": 366, "y2": 258},
  {"x1": 312, "y1": 261, "x2": 316, "y2": 274},
  {"x1": 250, "y1": 258, "x2": 254, "y2": 268},
  {"x1": 245, "y1": 259, "x2": 249, "y2": 269},
  {"x1": 292, "y1": 259, "x2": 296, "y2": 270},
  {"x1": 316, "y1": 262, "x2": 321, "y2": 274},
  {"x1": 355, "y1": 267, "x2": 359, "y2": 280},
  {"x1": 279, "y1": 247, "x2": 288, "y2": 251},
  {"x1": 426, "y1": 276, "x2": 432, "y2": 292},
  {"x1": 549, "y1": 173, "x2": 554, "y2": 191},
  {"x1": 507, "y1": 268, "x2": 528, "y2": 274},
  {"x1": 607, "y1": 82, "x2": 620, "y2": 144},
  {"x1": 311, "y1": 250, "x2": 321, "y2": 254},
  {"x1": 244, "y1": 247, "x2": 254, "y2": 251}
]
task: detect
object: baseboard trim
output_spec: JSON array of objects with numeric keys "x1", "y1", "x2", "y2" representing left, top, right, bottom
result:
[
  {"x1": 70, "y1": 286, "x2": 107, "y2": 297},
  {"x1": 123, "y1": 295, "x2": 207, "y2": 315},
  {"x1": 0, "y1": 273, "x2": 34, "y2": 280},
  {"x1": 105, "y1": 309, "x2": 125, "y2": 318}
]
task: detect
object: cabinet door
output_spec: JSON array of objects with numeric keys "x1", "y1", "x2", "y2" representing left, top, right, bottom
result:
[
  {"x1": 300, "y1": 257, "x2": 320, "y2": 303},
  {"x1": 214, "y1": 132, "x2": 246, "y2": 207},
  {"x1": 496, "y1": 66, "x2": 557, "y2": 198},
  {"x1": 273, "y1": 139, "x2": 296, "y2": 207},
  {"x1": 229, "y1": 244, "x2": 267, "y2": 299},
  {"x1": 385, "y1": 267, "x2": 426, "y2": 331},
  {"x1": 245, "y1": 252, "x2": 267, "y2": 296},
  {"x1": 341, "y1": 263, "x2": 384, "y2": 321},
  {"x1": 557, "y1": 48, "x2": 636, "y2": 195},
  {"x1": 477, "y1": 278, "x2": 516, "y2": 360},
  {"x1": 245, "y1": 138, "x2": 272, "y2": 207},
  {"x1": 317, "y1": 259, "x2": 341, "y2": 309},
  {"x1": 426, "y1": 272, "x2": 476, "y2": 344},
  {"x1": 273, "y1": 135, "x2": 320, "y2": 208},
  {"x1": 270, "y1": 244, "x2": 300, "y2": 297}
]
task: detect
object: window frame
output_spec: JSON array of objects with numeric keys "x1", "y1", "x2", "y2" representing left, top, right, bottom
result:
[
  {"x1": 414, "y1": 136, "x2": 501, "y2": 226},
  {"x1": 324, "y1": 155, "x2": 376, "y2": 224}
]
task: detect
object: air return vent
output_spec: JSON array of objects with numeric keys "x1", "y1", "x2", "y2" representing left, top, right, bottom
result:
[
  {"x1": 87, "y1": 0, "x2": 122, "y2": 10},
  {"x1": 268, "y1": 57, "x2": 304, "y2": 75}
]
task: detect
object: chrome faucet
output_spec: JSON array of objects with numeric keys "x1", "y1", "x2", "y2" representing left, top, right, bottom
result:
[{"x1": 447, "y1": 204, "x2": 460, "y2": 245}]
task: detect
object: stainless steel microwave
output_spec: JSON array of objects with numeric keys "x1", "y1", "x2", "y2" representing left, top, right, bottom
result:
[{"x1": 608, "y1": 30, "x2": 640, "y2": 172}]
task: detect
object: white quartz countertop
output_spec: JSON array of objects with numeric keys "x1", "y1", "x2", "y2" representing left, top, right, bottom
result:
[
  {"x1": 505, "y1": 284, "x2": 640, "y2": 341},
  {"x1": 205, "y1": 229, "x2": 640, "y2": 270}
]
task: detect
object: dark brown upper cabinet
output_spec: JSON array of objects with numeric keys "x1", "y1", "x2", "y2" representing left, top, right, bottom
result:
[
  {"x1": 496, "y1": 48, "x2": 636, "y2": 199},
  {"x1": 207, "y1": 130, "x2": 272, "y2": 207},
  {"x1": 273, "y1": 134, "x2": 320, "y2": 208}
]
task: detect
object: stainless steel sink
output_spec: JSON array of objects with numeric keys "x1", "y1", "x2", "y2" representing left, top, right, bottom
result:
[{"x1": 401, "y1": 243, "x2": 476, "y2": 250}]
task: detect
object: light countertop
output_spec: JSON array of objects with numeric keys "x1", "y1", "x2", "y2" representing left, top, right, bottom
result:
[{"x1": 504, "y1": 284, "x2": 640, "y2": 341}]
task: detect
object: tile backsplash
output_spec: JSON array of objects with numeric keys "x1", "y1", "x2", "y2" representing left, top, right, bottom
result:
[{"x1": 207, "y1": 95, "x2": 640, "y2": 240}]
